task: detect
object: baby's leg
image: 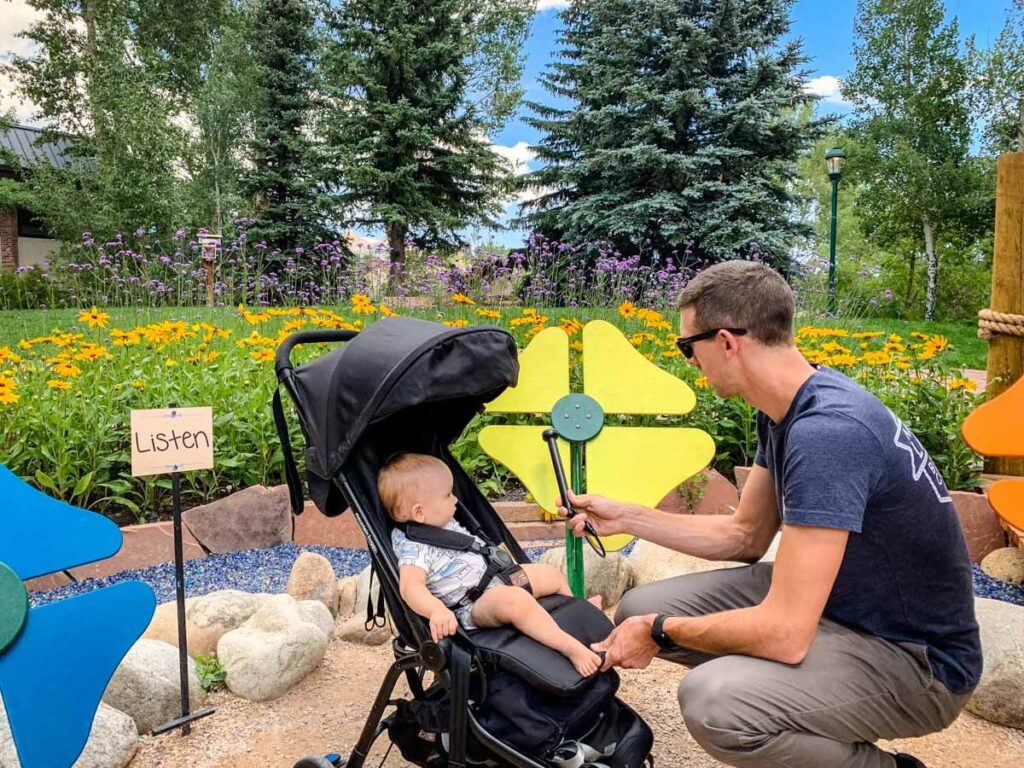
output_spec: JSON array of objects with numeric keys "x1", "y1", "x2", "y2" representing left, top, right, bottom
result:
[
  {"x1": 519, "y1": 563, "x2": 603, "y2": 610},
  {"x1": 470, "y1": 585, "x2": 601, "y2": 676}
]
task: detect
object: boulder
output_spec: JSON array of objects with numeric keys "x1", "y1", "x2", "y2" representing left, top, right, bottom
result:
[
  {"x1": 287, "y1": 552, "x2": 340, "y2": 616},
  {"x1": 217, "y1": 594, "x2": 328, "y2": 701},
  {"x1": 101, "y1": 639, "x2": 205, "y2": 734},
  {"x1": 143, "y1": 589, "x2": 265, "y2": 656},
  {"x1": 628, "y1": 538, "x2": 744, "y2": 588},
  {"x1": 966, "y1": 597, "x2": 1024, "y2": 730},
  {"x1": 337, "y1": 576, "x2": 359, "y2": 619},
  {"x1": 981, "y1": 547, "x2": 1024, "y2": 586},
  {"x1": 355, "y1": 566, "x2": 390, "y2": 623},
  {"x1": 182, "y1": 484, "x2": 292, "y2": 553},
  {"x1": 656, "y1": 469, "x2": 739, "y2": 516},
  {"x1": 538, "y1": 547, "x2": 633, "y2": 608},
  {"x1": 1, "y1": 694, "x2": 138, "y2": 768},
  {"x1": 951, "y1": 491, "x2": 1009, "y2": 564},
  {"x1": 336, "y1": 614, "x2": 393, "y2": 646},
  {"x1": 297, "y1": 599, "x2": 335, "y2": 639}
]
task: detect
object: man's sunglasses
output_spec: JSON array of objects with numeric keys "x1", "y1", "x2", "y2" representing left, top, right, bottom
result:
[{"x1": 675, "y1": 327, "x2": 748, "y2": 359}]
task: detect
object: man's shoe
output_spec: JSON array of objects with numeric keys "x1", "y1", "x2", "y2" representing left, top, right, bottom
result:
[{"x1": 893, "y1": 754, "x2": 927, "y2": 768}]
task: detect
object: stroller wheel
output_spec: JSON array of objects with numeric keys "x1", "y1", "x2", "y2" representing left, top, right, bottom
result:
[{"x1": 293, "y1": 755, "x2": 345, "y2": 768}]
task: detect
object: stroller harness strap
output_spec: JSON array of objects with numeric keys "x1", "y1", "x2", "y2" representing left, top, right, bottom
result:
[{"x1": 402, "y1": 522, "x2": 531, "y2": 610}]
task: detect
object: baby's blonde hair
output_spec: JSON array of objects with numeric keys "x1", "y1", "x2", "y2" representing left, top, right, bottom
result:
[{"x1": 378, "y1": 453, "x2": 451, "y2": 523}]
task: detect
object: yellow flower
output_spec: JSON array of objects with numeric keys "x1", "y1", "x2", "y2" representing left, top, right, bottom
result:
[
  {"x1": 47, "y1": 379, "x2": 72, "y2": 391},
  {"x1": 442, "y1": 319, "x2": 469, "y2": 328},
  {"x1": 131, "y1": 380, "x2": 145, "y2": 389},
  {"x1": 947, "y1": 377, "x2": 977, "y2": 391},
  {"x1": 451, "y1": 293, "x2": 476, "y2": 305},
  {"x1": 112, "y1": 329, "x2": 141, "y2": 347},
  {"x1": 559, "y1": 318, "x2": 584, "y2": 336},
  {"x1": 74, "y1": 345, "x2": 110, "y2": 363},
  {"x1": 165, "y1": 358, "x2": 178, "y2": 367},
  {"x1": 618, "y1": 301, "x2": 637, "y2": 319},
  {"x1": 476, "y1": 308, "x2": 501, "y2": 319},
  {"x1": 53, "y1": 361, "x2": 82, "y2": 377},
  {"x1": 283, "y1": 319, "x2": 307, "y2": 333},
  {"x1": 0, "y1": 376, "x2": 18, "y2": 404},
  {"x1": 350, "y1": 294, "x2": 376, "y2": 315},
  {"x1": 887, "y1": 333, "x2": 903, "y2": 344},
  {"x1": 0, "y1": 346, "x2": 22, "y2": 364},
  {"x1": 18, "y1": 339, "x2": 33, "y2": 351},
  {"x1": 863, "y1": 351, "x2": 891, "y2": 366},
  {"x1": 77, "y1": 306, "x2": 109, "y2": 328},
  {"x1": 250, "y1": 349, "x2": 275, "y2": 362},
  {"x1": 662, "y1": 348, "x2": 682, "y2": 359},
  {"x1": 852, "y1": 331, "x2": 884, "y2": 339},
  {"x1": 570, "y1": 341, "x2": 584, "y2": 352},
  {"x1": 380, "y1": 305, "x2": 397, "y2": 318},
  {"x1": 694, "y1": 376, "x2": 710, "y2": 388}
]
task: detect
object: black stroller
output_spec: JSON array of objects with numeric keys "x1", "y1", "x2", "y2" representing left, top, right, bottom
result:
[{"x1": 273, "y1": 317, "x2": 654, "y2": 768}]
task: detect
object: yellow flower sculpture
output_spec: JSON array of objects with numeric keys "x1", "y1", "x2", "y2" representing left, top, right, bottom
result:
[
  {"x1": 962, "y1": 374, "x2": 1024, "y2": 532},
  {"x1": 479, "y1": 320, "x2": 715, "y2": 553}
]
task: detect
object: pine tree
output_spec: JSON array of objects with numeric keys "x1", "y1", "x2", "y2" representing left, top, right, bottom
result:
[
  {"x1": 241, "y1": 0, "x2": 329, "y2": 252},
  {"x1": 322, "y1": 0, "x2": 532, "y2": 283},
  {"x1": 522, "y1": 0, "x2": 822, "y2": 267}
]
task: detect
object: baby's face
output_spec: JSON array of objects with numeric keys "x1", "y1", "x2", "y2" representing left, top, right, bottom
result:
[{"x1": 412, "y1": 466, "x2": 458, "y2": 527}]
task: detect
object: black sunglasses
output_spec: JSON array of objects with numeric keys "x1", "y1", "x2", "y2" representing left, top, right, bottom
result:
[{"x1": 675, "y1": 327, "x2": 748, "y2": 359}]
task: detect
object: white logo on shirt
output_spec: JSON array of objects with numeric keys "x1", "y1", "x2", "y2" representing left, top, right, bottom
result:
[{"x1": 889, "y1": 409, "x2": 951, "y2": 504}]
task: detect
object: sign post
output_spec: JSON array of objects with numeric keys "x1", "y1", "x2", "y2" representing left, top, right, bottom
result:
[
  {"x1": 198, "y1": 233, "x2": 221, "y2": 308},
  {"x1": 131, "y1": 406, "x2": 216, "y2": 735}
]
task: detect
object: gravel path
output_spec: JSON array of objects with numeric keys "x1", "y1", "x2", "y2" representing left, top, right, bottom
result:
[{"x1": 128, "y1": 639, "x2": 1024, "y2": 768}]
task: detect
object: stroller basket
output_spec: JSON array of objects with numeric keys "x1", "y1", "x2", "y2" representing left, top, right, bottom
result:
[{"x1": 274, "y1": 318, "x2": 654, "y2": 768}]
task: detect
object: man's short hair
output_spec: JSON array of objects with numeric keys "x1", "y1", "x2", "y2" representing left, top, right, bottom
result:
[
  {"x1": 675, "y1": 260, "x2": 794, "y2": 346},
  {"x1": 377, "y1": 452, "x2": 449, "y2": 522}
]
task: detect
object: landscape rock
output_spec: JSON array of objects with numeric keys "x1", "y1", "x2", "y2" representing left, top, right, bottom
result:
[
  {"x1": 337, "y1": 576, "x2": 359, "y2": 618},
  {"x1": 1, "y1": 694, "x2": 138, "y2": 768},
  {"x1": 539, "y1": 546, "x2": 633, "y2": 608},
  {"x1": 217, "y1": 594, "x2": 328, "y2": 701},
  {"x1": 143, "y1": 589, "x2": 265, "y2": 656},
  {"x1": 628, "y1": 538, "x2": 745, "y2": 587},
  {"x1": 355, "y1": 565, "x2": 390, "y2": 623},
  {"x1": 336, "y1": 614, "x2": 393, "y2": 646},
  {"x1": 966, "y1": 597, "x2": 1024, "y2": 730},
  {"x1": 101, "y1": 639, "x2": 205, "y2": 734},
  {"x1": 182, "y1": 484, "x2": 292, "y2": 553},
  {"x1": 952, "y1": 491, "x2": 1009, "y2": 564},
  {"x1": 297, "y1": 599, "x2": 335, "y2": 639},
  {"x1": 981, "y1": 547, "x2": 1024, "y2": 586},
  {"x1": 656, "y1": 469, "x2": 739, "y2": 516},
  {"x1": 287, "y1": 552, "x2": 340, "y2": 616}
]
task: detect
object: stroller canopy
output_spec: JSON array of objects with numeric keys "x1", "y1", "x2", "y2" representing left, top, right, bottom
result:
[{"x1": 281, "y1": 317, "x2": 519, "y2": 480}]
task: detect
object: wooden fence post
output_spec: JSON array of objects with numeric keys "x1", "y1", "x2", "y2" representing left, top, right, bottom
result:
[{"x1": 985, "y1": 152, "x2": 1024, "y2": 477}]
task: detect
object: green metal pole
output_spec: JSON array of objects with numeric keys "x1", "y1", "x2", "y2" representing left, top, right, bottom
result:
[
  {"x1": 828, "y1": 176, "x2": 840, "y2": 315},
  {"x1": 566, "y1": 441, "x2": 585, "y2": 598}
]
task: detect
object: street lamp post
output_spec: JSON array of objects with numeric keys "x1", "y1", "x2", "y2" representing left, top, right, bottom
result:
[{"x1": 825, "y1": 147, "x2": 846, "y2": 315}]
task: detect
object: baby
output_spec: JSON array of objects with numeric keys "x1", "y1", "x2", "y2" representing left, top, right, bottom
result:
[{"x1": 379, "y1": 452, "x2": 602, "y2": 676}]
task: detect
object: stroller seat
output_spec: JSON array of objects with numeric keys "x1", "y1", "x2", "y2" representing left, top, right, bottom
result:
[{"x1": 274, "y1": 317, "x2": 654, "y2": 768}]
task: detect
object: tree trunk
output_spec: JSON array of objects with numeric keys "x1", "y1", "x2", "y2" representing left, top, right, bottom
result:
[
  {"x1": 83, "y1": 0, "x2": 100, "y2": 145},
  {"x1": 922, "y1": 215, "x2": 938, "y2": 321},
  {"x1": 904, "y1": 250, "x2": 917, "y2": 317},
  {"x1": 386, "y1": 221, "x2": 407, "y2": 292}
]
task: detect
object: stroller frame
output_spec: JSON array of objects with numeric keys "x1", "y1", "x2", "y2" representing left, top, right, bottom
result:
[{"x1": 275, "y1": 323, "x2": 653, "y2": 768}]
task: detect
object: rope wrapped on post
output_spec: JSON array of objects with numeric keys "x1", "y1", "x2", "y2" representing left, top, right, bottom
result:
[{"x1": 977, "y1": 308, "x2": 1024, "y2": 340}]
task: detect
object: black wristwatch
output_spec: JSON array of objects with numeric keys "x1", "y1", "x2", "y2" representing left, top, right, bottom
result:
[{"x1": 651, "y1": 613, "x2": 680, "y2": 652}]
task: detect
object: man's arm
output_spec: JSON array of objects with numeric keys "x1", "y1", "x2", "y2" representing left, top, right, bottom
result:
[
  {"x1": 564, "y1": 464, "x2": 781, "y2": 562},
  {"x1": 595, "y1": 523, "x2": 848, "y2": 668}
]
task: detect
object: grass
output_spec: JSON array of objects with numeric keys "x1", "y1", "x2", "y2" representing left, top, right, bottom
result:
[{"x1": 0, "y1": 306, "x2": 989, "y2": 370}]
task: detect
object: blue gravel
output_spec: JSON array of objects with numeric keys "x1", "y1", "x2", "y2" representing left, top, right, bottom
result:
[
  {"x1": 29, "y1": 542, "x2": 558, "y2": 608},
  {"x1": 30, "y1": 544, "x2": 1022, "y2": 610},
  {"x1": 972, "y1": 563, "x2": 1024, "y2": 607}
]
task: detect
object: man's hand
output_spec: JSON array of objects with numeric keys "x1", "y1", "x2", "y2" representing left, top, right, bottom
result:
[
  {"x1": 555, "y1": 489, "x2": 629, "y2": 538},
  {"x1": 428, "y1": 606, "x2": 458, "y2": 642},
  {"x1": 591, "y1": 614, "x2": 660, "y2": 672}
]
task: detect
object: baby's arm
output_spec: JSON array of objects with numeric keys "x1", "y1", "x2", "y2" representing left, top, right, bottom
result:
[{"x1": 399, "y1": 565, "x2": 458, "y2": 642}]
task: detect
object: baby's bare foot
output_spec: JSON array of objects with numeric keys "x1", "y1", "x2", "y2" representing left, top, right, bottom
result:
[
  {"x1": 567, "y1": 643, "x2": 602, "y2": 676},
  {"x1": 587, "y1": 595, "x2": 603, "y2": 610}
]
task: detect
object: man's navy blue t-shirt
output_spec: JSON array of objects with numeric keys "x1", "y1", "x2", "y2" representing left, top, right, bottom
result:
[{"x1": 754, "y1": 367, "x2": 981, "y2": 694}]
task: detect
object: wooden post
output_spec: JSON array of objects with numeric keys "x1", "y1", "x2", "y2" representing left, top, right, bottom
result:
[{"x1": 986, "y1": 152, "x2": 1024, "y2": 476}]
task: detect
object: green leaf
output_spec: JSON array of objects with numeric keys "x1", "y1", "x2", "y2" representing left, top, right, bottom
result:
[{"x1": 34, "y1": 470, "x2": 58, "y2": 492}]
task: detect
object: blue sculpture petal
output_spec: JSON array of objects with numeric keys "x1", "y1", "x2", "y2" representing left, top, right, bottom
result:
[
  {"x1": 0, "y1": 581, "x2": 155, "y2": 768},
  {"x1": 0, "y1": 466, "x2": 122, "y2": 580}
]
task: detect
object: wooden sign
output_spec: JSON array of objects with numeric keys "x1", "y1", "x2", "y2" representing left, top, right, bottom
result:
[{"x1": 131, "y1": 407, "x2": 214, "y2": 477}]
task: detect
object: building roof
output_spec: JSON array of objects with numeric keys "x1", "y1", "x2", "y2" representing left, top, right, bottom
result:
[{"x1": 0, "y1": 124, "x2": 80, "y2": 172}]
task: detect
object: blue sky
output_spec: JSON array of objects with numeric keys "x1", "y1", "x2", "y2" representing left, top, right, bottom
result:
[{"x1": 484, "y1": 0, "x2": 1013, "y2": 247}]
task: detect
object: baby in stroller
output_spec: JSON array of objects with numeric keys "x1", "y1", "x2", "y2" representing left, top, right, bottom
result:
[{"x1": 379, "y1": 452, "x2": 604, "y2": 676}]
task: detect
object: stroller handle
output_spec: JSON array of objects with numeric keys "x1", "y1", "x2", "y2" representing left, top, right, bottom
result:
[{"x1": 275, "y1": 330, "x2": 358, "y2": 375}]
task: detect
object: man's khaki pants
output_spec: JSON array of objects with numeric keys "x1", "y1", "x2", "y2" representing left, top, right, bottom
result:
[{"x1": 615, "y1": 563, "x2": 971, "y2": 767}]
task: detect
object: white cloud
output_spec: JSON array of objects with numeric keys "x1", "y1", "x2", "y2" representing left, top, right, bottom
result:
[
  {"x1": 803, "y1": 75, "x2": 849, "y2": 107},
  {"x1": 0, "y1": 0, "x2": 43, "y2": 124},
  {"x1": 491, "y1": 141, "x2": 536, "y2": 176},
  {"x1": 536, "y1": 0, "x2": 571, "y2": 10}
]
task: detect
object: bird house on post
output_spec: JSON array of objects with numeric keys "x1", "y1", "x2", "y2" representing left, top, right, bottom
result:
[{"x1": 199, "y1": 232, "x2": 221, "y2": 307}]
